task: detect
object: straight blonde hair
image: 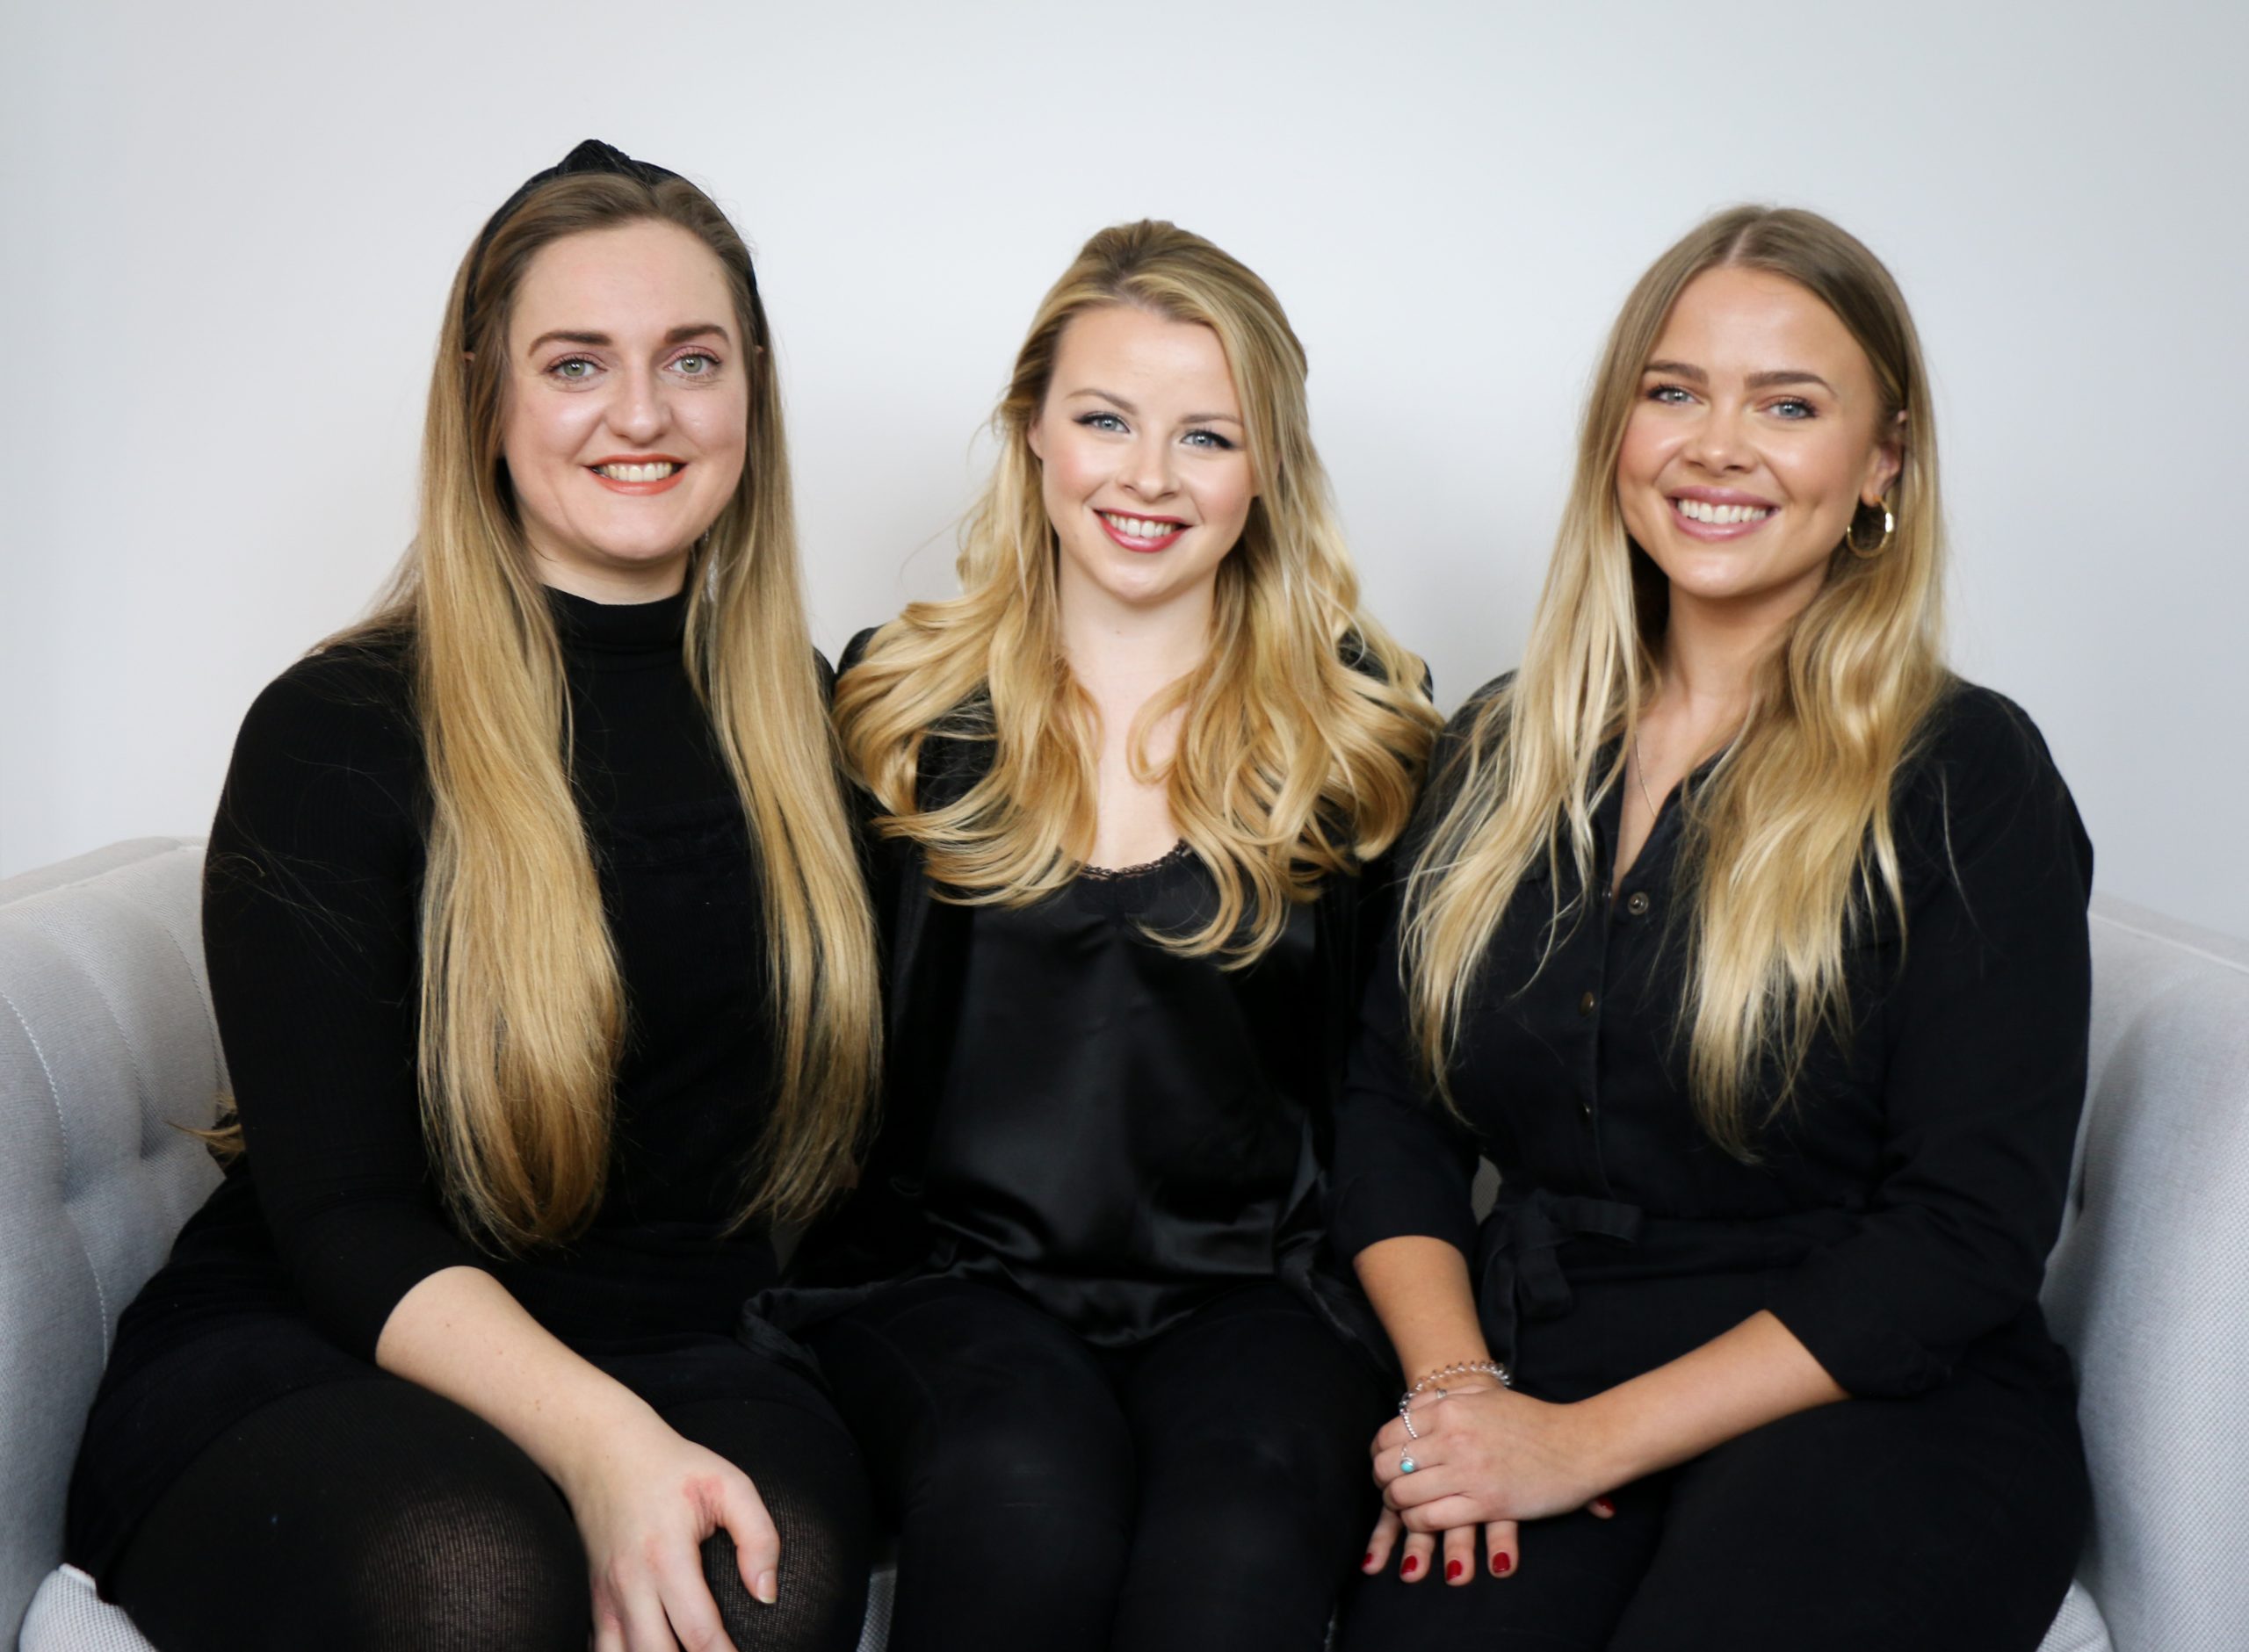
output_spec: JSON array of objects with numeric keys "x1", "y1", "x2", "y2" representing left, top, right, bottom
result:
[
  {"x1": 305, "y1": 171, "x2": 879, "y2": 1246},
  {"x1": 836, "y1": 220, "x2": 1437, "y2": 957},
  {"x1": 1403, "y1": 206, "x2": 1950, "y2": 1155}
]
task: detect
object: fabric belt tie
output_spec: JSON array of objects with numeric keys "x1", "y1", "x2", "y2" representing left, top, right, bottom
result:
[{"x1": 1475, "y1": 1186, "x2": 1645, "y2": 1374}]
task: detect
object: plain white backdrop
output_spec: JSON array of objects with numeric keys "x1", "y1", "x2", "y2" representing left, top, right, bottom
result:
[{"x1": 4, "y1": 1, "x2": 2245, "y2": 936}]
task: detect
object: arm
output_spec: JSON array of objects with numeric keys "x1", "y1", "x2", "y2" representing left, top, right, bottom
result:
[
  {"x1": 208, "y1": 659, "x2": 778, "y2": 1648},
  {"x1": 1374, "y1": 692, "x2": 2091, "y2": 1536}
]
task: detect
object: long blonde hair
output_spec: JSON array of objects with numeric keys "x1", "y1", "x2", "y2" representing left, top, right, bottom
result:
[
  {"x1": 836, "y1": 220, "x2": 1436, "y2": 958},
  {"x1": 1404, "y1": 206, "x2": 1950, "y2": 1154},
  {"x1": 307, "y1": 170, "x2": 878, "y2": 1246}
]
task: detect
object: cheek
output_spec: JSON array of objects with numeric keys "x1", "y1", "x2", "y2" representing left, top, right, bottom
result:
[{"x1": 1038, "y1": 428, "x2": 1105, "y2": 512}]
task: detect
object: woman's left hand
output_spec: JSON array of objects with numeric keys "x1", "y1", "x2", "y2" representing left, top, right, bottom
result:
[{"x1": 1372, "y1": 1383, "x2": 1616, "y2": 1533}]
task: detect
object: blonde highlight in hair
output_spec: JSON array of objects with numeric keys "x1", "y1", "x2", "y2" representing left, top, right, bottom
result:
[
  {"x1": 836, "y1": 220, "x2": 1437, "y2": 956},
  {"x1": 1404, "y1": 206, "x2": 1950, "y2": 1155},
  {"x1": 317, "y1": 170, "x2": 879, "y2": 1247}
]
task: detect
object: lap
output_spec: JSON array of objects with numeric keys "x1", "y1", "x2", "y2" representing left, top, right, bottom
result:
[{"x1": 1339, "y1": 1370, "x2": 2086, "y2": 1652}]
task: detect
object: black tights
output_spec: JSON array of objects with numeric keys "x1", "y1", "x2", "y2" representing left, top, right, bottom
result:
[
  {"x1": 805, "y1": 1278, "x2": 1389, "y2": 1652},
  {"x1": 105, "y1": 1374, "x2": 872, "y2": 1652}
]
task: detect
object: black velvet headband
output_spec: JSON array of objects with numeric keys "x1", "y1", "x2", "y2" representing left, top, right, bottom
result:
[{"x1": 464, "y1": 139, "x2": 757, "y2": 333}]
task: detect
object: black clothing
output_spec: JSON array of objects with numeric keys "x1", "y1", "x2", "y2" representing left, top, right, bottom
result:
[
  {"x1": 758, "y1": 632, "x2": 1410, "y2": 1646},
  {"x1": 105, "y1": 1341, "x2": 871, "y2": 1652},
  {"x1": 760, "y1": 633, "x2": 1392, "y2": 1360},
  {"x1": 68, "y1": 588, "x2": 871, "y2": 1648},
  {"x1": 806, "y1": 1278, "x2": 1385, "y2": 1652},
  {"x1": 1328, "y1": 678, "x2": 2093, "y2": 1649},
  {"x1": 916, "y1": 841, "x2": 1332, "y2": 1345},
  {"x1": 1335, "y1": 1365, "x2": 2086, "y2": 1652}
]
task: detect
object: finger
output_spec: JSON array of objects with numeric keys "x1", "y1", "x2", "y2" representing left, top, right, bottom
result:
[
  {"x1": 1399, "y1": 1493, "x2": 1492, "y2": 1534},
  {"x1": 1363, "y1": 1505, "x2": 1403, "y2": 1575},
  {"x1": 1588, "y1": 1493, "x2": 1616, "y2": 1520},
  {"x1": 652, "y1": 1542, "x2": 737, "y2": 1652},
  {"x1": 1399, "y1": 1525, "x2": 1438, "y2": 1584},
  {"x1": 1376, "y1": 1441, "x2": 1433, "y2": 1490},
  {"x1": 617, "y1": 1577, "x2": 681, "y2": 1652},
  {"x1": 717, "y1": 1476, "x2": 782, "y2": 1607},
  {"x1": 1484, "y1": 1519, "x2": 1519, "y2": 1578},
  {"x1": 1372, "y1": 1416, "x2": 1409, "y2": 1456},
  {"x1": 592, "y1": 1599, "x2": 628, "y2": 1652},
  {"x1": 1442, "y1": 1523, "x2": 1477, "y2": 1585}
]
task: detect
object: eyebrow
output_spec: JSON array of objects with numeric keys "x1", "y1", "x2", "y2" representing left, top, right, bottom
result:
[
  {"x1": 1642, "y1": 359, "x2": 1835, "y2": 393},
  {"x1": 1066, "y1": 386, "x2": 1243, "y2": 425},
  {"x1": 523, "y1": 321, "x2": 734, "y2": 355}
]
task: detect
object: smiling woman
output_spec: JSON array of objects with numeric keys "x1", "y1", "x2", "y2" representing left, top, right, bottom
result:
[
  {"x1": 1329, "y1": 206, "x2": 2092, "y2": 1652},
  {"x1": 61, "y1": 141, "x2": 880, "y2": 1652},
  {"x1": 758, "y1": 220, "x2": 1440, "y2": 1651}
]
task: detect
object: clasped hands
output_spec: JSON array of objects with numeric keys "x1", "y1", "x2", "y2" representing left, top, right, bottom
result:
[{"x1": 1363, "y1": 1377, "x2": 1617, "y2": 1585}]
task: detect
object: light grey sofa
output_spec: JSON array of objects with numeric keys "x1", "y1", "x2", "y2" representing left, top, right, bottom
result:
[{"x1": 4, "y1": 839, "x2": 2245, "y2": 1650}]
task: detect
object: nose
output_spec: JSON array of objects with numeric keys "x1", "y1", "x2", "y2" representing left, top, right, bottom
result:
[
  {"x1": 1118, "y1": 430, "x2": 1177, "y2": 501},
  {"x1": 1681, "y1": 399, "x2": 1751, "y2": 474},
  {"x1": 607, "y1": 361, "x2": 670, "y2": 446}
]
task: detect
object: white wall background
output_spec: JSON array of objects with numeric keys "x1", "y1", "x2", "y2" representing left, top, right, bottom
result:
[{"x1": 4, "y1": 1, "x2": 2245, "y2": 937}]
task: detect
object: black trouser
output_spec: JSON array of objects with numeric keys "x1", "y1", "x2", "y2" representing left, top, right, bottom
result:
[
  {"x1": 805, "y1": 1277, "x2": 1389, "y2": 1652},
  {"x1": 1334, "y1": 1364, "x2": 2087, "y2": 1652},
  {"x1": 96, "y1": 1344, "x2": 873, "y2": 1652}
]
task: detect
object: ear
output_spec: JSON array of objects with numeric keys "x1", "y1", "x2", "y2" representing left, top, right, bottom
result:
[
  {"x1": 1025, "y1": 414, "x2": 1045, "y2": 464},
  {"x1": 1866, "y1": 409, "x2": 1906, "y2": 505}
]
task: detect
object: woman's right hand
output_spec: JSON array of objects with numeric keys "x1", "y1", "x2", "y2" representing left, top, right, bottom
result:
[{"x1": 558, "y1": 1410, "x2": 780, "y2": 1652}]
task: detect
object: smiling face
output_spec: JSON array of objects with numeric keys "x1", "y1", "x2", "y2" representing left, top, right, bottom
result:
[
  {"x1": 499, "y1": 218, "x2": 749, "y2": 602},
  {"x1": 1026, "y1": 304, "x2": 1256, "y2": 624},
  {"x1": 1616, "y1": 264, "x2": 1902, "y2": 637}
]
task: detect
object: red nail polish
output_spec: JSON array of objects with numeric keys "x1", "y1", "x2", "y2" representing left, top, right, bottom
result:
[
  {"x1": 1363, "y1": 1552, "x2": 1375, "y2": 1569},
  {"x1": 1492, "y1": 1552, "x2": 1513, "y2": 1576},
  {"x1": 1402, "y1": 1555, "x2": 1420, "y2": 1576},
  {"x1": 1447, "y1": 1559, "x2": 1464, "y2": 1580},
  {"x1": 1593, "y1": 1496, "x2": 1615, "y2": 1516}
]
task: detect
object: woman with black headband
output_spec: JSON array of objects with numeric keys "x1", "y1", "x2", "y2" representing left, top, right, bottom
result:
[{"x1": 63, "y1": 141, "x2": 880, "y2": 1652}]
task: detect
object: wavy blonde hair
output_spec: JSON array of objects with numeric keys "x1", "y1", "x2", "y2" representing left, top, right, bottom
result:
[
  {"x1": 1404, "y1": 206, "x2": 1950, "y2": 1155},
  {"x1": 836, "y1": 220, "x2": 1436, "y2": 958},
  {"x1": 255, "y1": 171, "x2": 880, "y2": 1247}
]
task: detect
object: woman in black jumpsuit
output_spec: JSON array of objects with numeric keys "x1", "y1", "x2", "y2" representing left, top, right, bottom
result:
[
  {"x1": 1331, "y1": 207, "x2": 2091, "y2": 1650},
  {"x1": 65, "y1": 142, "x2": 878, "y2": 1652}
]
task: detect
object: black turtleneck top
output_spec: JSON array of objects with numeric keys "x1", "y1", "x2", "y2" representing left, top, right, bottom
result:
[{"x1": 117, "y1": 588, "x2": 782, "y2": 1375}]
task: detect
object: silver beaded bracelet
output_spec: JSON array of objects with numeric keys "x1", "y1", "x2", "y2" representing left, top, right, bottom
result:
[{"x1": 1396, "y1": 1358, "x2": 1513, "y2": 1438}]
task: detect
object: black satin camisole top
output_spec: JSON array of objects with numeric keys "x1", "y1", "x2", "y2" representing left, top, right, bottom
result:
[{"x1": 915, "y1": 841, "x2": 1323, "y2": 1345}]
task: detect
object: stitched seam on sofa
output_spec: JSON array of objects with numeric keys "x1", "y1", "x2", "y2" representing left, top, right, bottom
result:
[
  {"x1": 93, "y1": 876, "x2": 224, "y2": 1105},
  {"x1": 0, "y1": 837, "x2": 190, "y2": 914},
  {"x1": 0, "y1": 981, "x2": 111, "y2": 1334},
  {"x1": 2088, "y1": 913, "x2": 2249, "y2": 977}
]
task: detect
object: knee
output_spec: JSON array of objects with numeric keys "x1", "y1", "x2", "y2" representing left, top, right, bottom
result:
[
  {"x1": 343, "y1": 1466, "x2": 588, "y2": 1651},
  {"x1": 916, "y1": 1398, "x2": 1135, "y2": 1537}
]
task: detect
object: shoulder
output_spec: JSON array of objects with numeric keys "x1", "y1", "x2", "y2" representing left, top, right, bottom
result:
[
  {"x1": 237, "y1": 633, "x2": 418, "y2": 763},
  {"x1": 1896, "y1": 678, "x2": 2090, "y2": 888},
  {"x1": 836, "y1": 625, "x2": 882, "y2": 680}
]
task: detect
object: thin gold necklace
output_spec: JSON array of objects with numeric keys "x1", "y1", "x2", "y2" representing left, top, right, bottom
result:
[{"x1": 1631, "y1": 725, "x2": 1660, "y2": 819}]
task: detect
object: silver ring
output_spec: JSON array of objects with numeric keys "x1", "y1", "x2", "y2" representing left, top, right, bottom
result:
[{"x1": 1399, "y1": 1454, "x2": 1419, "y2": 1475}]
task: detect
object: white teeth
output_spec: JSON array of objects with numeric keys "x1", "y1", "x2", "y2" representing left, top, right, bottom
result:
[
  {"x1": 597, "y1": 462, "x2": 677, "y2": 482},
  {"x1": 1675, "y1": 498, "x2": 1771, "y2": 525},
  {"x1": 1101, "y1": 511, "x2": 1180, "y2": 539}
]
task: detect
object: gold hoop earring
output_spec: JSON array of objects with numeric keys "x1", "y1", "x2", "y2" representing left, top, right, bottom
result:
[{"x1": 1847, "y1": 498, "x2": 1895, "y2": 559}]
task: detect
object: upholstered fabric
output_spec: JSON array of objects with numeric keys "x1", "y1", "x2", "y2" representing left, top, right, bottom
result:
[
  {"x1": 2, "y1": 840, "x2": 220, "y2": 1648},
  {"x1": 2, "y1": 841, "x2": 2241, "y2": 1650}
]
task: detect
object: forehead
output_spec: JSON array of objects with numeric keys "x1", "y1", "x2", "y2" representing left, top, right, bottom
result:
[
  {"x1": 1651, "y1": 266, "x2": 1869, "y2": 380},
  {"x1": 1052, "y1": 305, "x2": 1238, "y2": 406},
  {"x1": 509, "y1": 220, "x2": 735, "y2": 347}
]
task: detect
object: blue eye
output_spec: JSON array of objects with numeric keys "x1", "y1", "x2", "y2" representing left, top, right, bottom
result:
[
  {"x1": 1182, "y1": 429, "x2": 1237, "y2": 451},
  {"x1": 1075, "y1": 411, "x2": 1127, "y2": 432},
  {"x1": 1769, "y1": 397, "x2": 1815, "y2": 420},
  {"x1": 1648, "y1": 384, "x2": 1694, "y2": 405}
]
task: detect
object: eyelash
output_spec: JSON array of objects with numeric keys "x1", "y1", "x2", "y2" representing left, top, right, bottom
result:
[
  {"x1": 1645, "y1": 384, "x2": 1817, "y2": 420},
  {"x1": 543, "y1": 350, "x2": 724, "y2": 385},
  {"x1": 1074, "y1": 411, "x2": 1237, "y2": 450}
]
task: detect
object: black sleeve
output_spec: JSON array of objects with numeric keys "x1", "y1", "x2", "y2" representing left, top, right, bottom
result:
[
  {"x1": 1326, "y1": 683, "x2": 1501, "y2": 1267},
  {"x1": 203, "y1": 653, "x2": 483, "y2": 1361},
  {"x1": 1766, "y1": 689, "x2": 2094, "y2": 1397}
]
